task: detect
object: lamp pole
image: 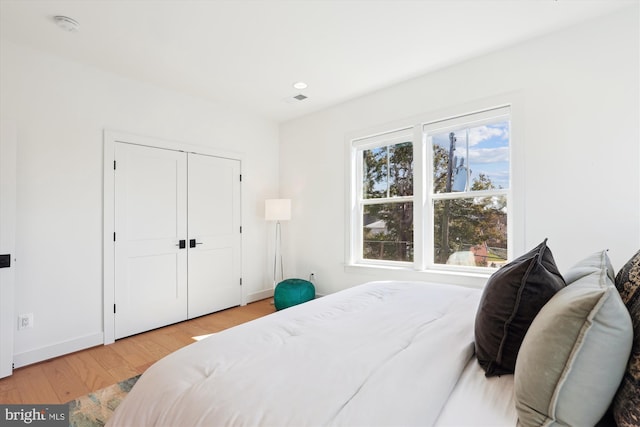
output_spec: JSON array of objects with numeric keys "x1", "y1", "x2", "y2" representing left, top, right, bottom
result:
[
  {"x1": 273, "y1": 220, "x2": 284, "y2": 287},
  {"x1": 265, "y1": 198, "x2": 291, "y2": 288}
]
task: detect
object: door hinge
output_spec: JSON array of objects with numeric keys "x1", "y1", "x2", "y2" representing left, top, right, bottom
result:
[
  {"x1": 113, "y1": 160, "x2": 116, "y2": 170},
  {"x1": 239, "y1": 226, "x2": 242, "y2": 234},
  {"x1": 239, "y1": 278, "x2": 243, "y2": 286},
  {"x1": 239, "y1": 174, "x2": 242, "y2": 182},
  {"x1": 113, "y1": 232, "x2": 116, "y2": 242},
  {"x1": 113, "y1": 304, "x2": 116, "y2": 314}
]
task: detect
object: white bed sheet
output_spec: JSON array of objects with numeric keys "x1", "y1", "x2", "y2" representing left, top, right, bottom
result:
[
  {"x1": 435, "y1": 356, "x2": 517, "y2": 426},
  {"x1": 108, "y1": 280, "x2": 514, "y2": 427}
]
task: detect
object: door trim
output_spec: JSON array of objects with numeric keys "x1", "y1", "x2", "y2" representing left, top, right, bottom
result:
[
  {"x1": 103, "y1": 130, "x2": 244, "y2": 344},
  {"x1": 0, "y1": 121, "x2": 17, "y2": 378}
]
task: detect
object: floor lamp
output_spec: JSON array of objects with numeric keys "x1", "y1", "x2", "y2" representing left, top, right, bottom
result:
[{"x1": 265, "y1": 199, "x2": 291, "y2": 288}]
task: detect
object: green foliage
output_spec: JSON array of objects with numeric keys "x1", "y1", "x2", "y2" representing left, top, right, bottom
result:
[
  {"x1": 432, "y1": 146, "x2": 506, "y2": 264},
  {"x1": 362, "y1": 142, "x2": 413, "y2": 261}
]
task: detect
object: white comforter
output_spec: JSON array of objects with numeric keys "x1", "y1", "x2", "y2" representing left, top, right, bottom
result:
[{"x1": 108, "y1": 281, "x2": 507, "y2": 427}]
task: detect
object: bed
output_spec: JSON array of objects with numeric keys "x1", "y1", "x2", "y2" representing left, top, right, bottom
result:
[
  {"x1": 108, "y1": 281, "x2": 517, "y2": 426},
  {"x1": 107, "y1": 247, "x2": 639, "y2": 427}
]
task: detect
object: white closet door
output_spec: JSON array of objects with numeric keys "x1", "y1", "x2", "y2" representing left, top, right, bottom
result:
[
  {"x1": 187, "y1": 153, "x2": 241, "y2": 319},
  {"x1": 114, "y1": 143, "x2": 188, "y2": 339}
]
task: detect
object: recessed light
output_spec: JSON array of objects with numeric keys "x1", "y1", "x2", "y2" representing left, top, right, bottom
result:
[
  {"x1": 53, "y1": 16, "x2": 80, "y2": 32},
  {"x1": 293, "y1": 81, "x2": 308, "y2": 90}
]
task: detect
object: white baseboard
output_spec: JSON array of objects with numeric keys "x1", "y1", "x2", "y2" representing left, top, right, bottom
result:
[
  {"x1": 12, "y1": 289, "x2": 293, "y2": 369},
  {"x1": 246, "y1": 288, "x2": 274, "y2": 304},
  {"x1": 13, "y1": 332, "x2": 104, "y2": 369}
]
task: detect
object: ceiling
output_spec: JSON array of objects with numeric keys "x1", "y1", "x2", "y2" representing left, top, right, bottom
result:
[{"x1": 0, "y1": 0, "x2": 637, "y2": 122}]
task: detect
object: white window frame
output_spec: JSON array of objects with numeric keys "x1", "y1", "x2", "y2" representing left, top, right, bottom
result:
[
  {"x1": 423, "y1": 105, "x2": 512, "y2": 273},
  {"x1": 350, "y1": 127, "x2": 416, "y2": 267},
  {"x1": 346, "y1": 99, "x2": 521, "y2": 280}
]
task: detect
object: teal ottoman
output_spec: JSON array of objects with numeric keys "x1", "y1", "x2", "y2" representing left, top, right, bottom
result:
[{"x1": 274, "y1": 278, "x2": 315, "y2": 310}]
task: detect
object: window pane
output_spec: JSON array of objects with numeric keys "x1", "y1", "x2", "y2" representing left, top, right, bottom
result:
[
  {"x1": 432, "y1": 131, "x2": 466, "y2": 193},
  {"x1": 363, "y1": 202, "x2": 413, "y2": 262},
  {"x1": 363, "y1": 146, "x2": 387, "y2": 199},
  {"x1": 389, "y1": 142, "x2": 413, "y2": 197},
  {"x1": 433, "y1": 196, "x2": 507, "y2": 267},
  {"x1": 467, "y1": 122, "x2": 509, "y2": 190},
  {"x1": 363, "y1": 141, "x2": 413, "y2": 199},
  {"x1": 432, "y1": 121, "x2": 509, "y2": 193}
]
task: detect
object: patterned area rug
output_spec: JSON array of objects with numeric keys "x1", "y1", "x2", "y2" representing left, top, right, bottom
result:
[{"x1": 67, "y1": 375, "x2": 140, "y2": 427}]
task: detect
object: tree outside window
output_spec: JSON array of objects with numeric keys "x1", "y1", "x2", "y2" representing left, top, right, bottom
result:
[{"x1": 361, "y1": 141, "x2": 413, "y2": 262}]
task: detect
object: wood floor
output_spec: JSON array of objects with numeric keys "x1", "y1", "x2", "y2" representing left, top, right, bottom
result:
[{"x1": 0, "y1": 298, "x2": 274, "y2": 405}]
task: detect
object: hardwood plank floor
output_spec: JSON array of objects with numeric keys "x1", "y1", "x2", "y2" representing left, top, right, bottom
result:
[{"x1": 0, "y1": 298, "x2": 274, "y2": 404}]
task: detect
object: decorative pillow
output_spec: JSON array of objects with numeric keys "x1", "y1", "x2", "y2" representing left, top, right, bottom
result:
[
  {"x1": 563, "y1": 250, "x2": 616, "y2": 286},
  {"x1": 612, "y1": 249, "x2": 640, "y2": 427},
  {"x1": 514, "y1": 250, "x2": 633, "y2": 427},
  {"x1": 474, "y1": 239, "x2": 565, "y2": 376}
]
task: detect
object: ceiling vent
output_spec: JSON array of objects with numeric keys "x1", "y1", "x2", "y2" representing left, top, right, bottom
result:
[{"x1": 282, "y1": 94, "x2": 309, "y2": 104}]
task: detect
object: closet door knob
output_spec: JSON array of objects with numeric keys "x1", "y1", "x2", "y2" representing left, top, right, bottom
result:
[{"x1": 176, "y1": 240, "x2": 186, "y2": 249}]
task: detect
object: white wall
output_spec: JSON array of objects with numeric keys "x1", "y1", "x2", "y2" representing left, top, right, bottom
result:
[
  {"x1": 280, "y1": 7, "x2": 640, "y2": 295},
  {"x1": 0, "y1": 40, "x2": 280, "y2": 366}
]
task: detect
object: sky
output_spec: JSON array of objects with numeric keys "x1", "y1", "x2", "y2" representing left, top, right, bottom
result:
[{"x1": 432, "y1": 120, "x2": 510, "y2": 190}]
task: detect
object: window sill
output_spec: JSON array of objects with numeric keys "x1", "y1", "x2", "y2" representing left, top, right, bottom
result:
[{"x1": 344, "y1": 263, "x2": 493, "y2": 289}]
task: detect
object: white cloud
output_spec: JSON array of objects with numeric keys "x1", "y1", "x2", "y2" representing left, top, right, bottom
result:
[
  {"x1": 468, "y1": 146, "x2": 509, "y2": 163},
  {"x1": 468, "y1": 125, "x2": 509, "y2": 146}
]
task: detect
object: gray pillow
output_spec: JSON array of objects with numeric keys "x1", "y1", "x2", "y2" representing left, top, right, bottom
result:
[
  {"x1": 563, "y1": 250, "x2": 616, "y2": 285},
  {"x1": 514, "y1": 250, "x2": 633, "y2": 427}
]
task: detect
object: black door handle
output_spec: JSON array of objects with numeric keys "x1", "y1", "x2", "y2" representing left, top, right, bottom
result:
[
  {"x1": 176, "y1": 240, "x2": 186, "y2": 249},
  {"x1": 0, "y1": 254, "x2": 10, "y2": 268},
  {"x1": 189, "y1": 239, "x2": 203, "y2": 248}
]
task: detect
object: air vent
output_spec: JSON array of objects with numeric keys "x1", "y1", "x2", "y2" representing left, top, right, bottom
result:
[{"x1": 282, "y1": 94, "x2": 310, "y2": 104}]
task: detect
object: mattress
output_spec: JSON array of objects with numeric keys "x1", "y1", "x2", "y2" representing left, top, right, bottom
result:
[{"x1": 107, "y1": 280, "x2": 517, "y2": 426}]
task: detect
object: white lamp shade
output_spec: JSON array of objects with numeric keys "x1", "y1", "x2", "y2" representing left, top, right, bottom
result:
[{"x1": 265, "y1": 199, "x2": 291, "y2": 221}]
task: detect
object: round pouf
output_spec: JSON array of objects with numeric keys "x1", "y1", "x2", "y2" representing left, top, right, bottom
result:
[{"x1": 274, "y1": 278, "x2": 315, "y2": 310}]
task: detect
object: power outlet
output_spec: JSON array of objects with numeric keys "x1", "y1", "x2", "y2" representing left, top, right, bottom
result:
[{"x1": 18, "y1": 313, "x2": 34, "y2": 331}]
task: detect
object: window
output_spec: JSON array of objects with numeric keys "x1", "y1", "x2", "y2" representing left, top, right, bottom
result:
[
  {"x1": 350, "y1": 106, "x2": 511, "y2": 271},
  {"x1": 426, "y1": 107, "x2": 510, "y2": 268},
  {"x1": 353, "y1": 129, "x2": 414, "y2": 264}
]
